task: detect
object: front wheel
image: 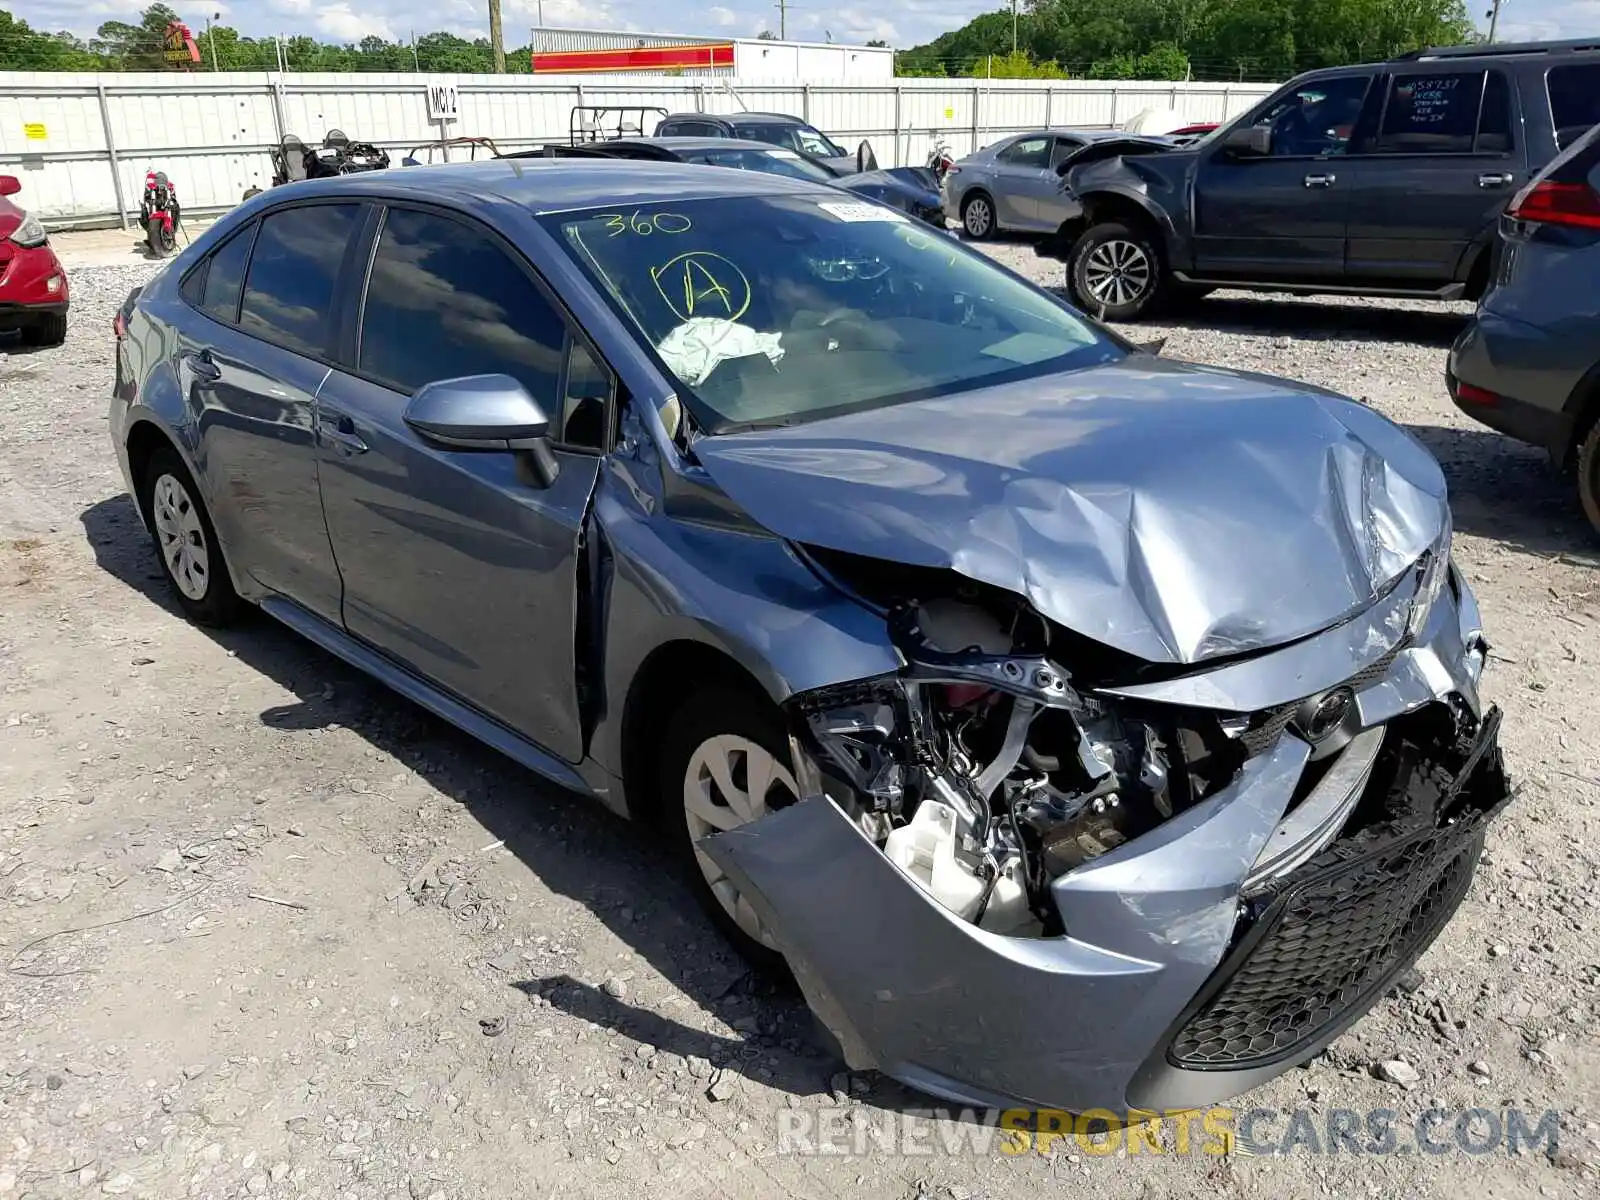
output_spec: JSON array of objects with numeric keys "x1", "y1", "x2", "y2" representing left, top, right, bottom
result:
[
  {"x1": 146, "y1": 218, "x2": 176, "y2": 258},
  {"x1": 21, "y1": 311, "x2": 66, "y2": 347},
  {"x1": 658, "y1": 683, "x2": 800, "y2": 972},
  {"x1": 1069, "y1": 221, "x2": 1167, "y2": 321}
]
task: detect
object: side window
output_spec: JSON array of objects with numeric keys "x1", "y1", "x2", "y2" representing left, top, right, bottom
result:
[
  {"x1": 358, "y1": 207, "x2": 569, "y2": 429},
  {"x1": 741, "y1": 125, "x2": 790, "y2": 149},
  {"x1": 999, "y1": 136, "x2": 1051, "y2": 168},
  {"x1": 181, "y1": 224, "x2": 254, "y2": 324},
  {"x1": 561, "y1": 338, "x2": 614, "y2": 451},
  {"x1": 1374, "y1": 72, "x2": 1486, "y2": 155},
  {"x1": 791, "y1": 126, "x2": 836, "y2": 158},
  {"x1": 1049, "y1": 137, "x2": 1082, "y2": 169},
  {"x1": 238, "y1": 204, "x2": 360, "y2": 356},
  {"x1": 1247, "y1": 76, "x2": 1371, "y2": 157},
  {"x1": 1476, "y1": 71, "x2": 1512, "y2": 154},
  {"x1": 1548, "y1": 63, "x2": 1600, "y2": 149}
]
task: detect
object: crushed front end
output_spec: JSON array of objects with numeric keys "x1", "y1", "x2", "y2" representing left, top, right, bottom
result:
[{"x1": 701, "y1": 539, "x2": 1512, "y2": 1112}]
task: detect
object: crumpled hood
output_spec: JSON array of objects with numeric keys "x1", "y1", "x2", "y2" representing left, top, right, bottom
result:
[{"x1": 689, "y1": 357, "x2": 1448, "y2": 666}]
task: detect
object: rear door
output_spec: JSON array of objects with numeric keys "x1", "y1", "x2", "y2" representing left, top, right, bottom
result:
[
  {"x1": 1191, "y1": 74, "x2": 1377, "y2": 279},
  {"x1": 314, "y1": 203, "x2": 611, "y2": 763},
  {"x1": 1343, "y1": 68, "x2": 1527, "y2": 285},
  {"x1": 173, "y1": 202, "x2": 363, "y2": 622}
]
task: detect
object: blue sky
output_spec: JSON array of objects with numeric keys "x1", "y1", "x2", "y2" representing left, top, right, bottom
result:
[{"x1": 8, "y1": 0, "x2": 1598, "y2": 51}]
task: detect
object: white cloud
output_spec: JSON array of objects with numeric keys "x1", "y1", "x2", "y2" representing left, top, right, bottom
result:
[
  {"x1": 707, "y1": 6, "x2": 738, "y2": 26},
  {"x1": 311, "y1": 4, "x2": 397, "y2": 42}
]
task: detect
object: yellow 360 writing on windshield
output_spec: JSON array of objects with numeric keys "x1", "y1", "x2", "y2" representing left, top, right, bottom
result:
[{"x1": 596, "y1": 211, "x2": 693, "y2": 237}]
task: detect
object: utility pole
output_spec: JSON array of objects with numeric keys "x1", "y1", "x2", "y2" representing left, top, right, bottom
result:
[
  {"x1": 206, "y1": 12, "x2": 220, "y2": 70},
  {"x1": 488, "y1": 0, "x2": 505, "y2": 71},
  {"x1": 410, "y1": 30, "x2": 420, "y2": 71},
  {"x1": 1485, "y1": 0, "x2": 1504, "y2": 43},
  {"x1": 1011, "y1": 0, "x2": 1017, "y2": 55},
  {"x1": 777, "y1": 0, "x2": 787, "y2": 40}
]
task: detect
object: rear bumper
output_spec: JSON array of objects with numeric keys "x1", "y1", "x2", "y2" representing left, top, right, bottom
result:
[
  {"x1": 0, "y1": 242, "x2": 70, "y2": 318},
  {"x1": 1447, "y1": 312, "x2": 1580, "y2": 457}
]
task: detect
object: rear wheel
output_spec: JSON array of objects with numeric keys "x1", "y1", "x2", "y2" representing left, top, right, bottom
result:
[
  {"x1": 21, "y1": 311, "x2": 66, "y2": 347},
  {"x1": 658, "y1": 683, "x2": 798, "y2": 972},
  {"x1": 961, "y1": 191, "x2": 996, "y2": 240},
  {"x1": 1069, "y1": 220, "x2": 1167, "y2": 320},
  {"x1": 137, "y1": 446, "x2": 243, "y2": 626},
  {"x1": 1577, "y1": 419, "x2": 1600, "y2": 537}
]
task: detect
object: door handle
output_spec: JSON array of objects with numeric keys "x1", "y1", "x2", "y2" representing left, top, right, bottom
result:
[
  {"x1": 183, "y1": 348, "x2": 221, "y2": 382},
  {"x1": 321, "y1": 412, "x2": 368, "y2": 456},
  {"x1": 1303, "y1": 173, "x2": 1336, "y2": 188},
  {"x1": 1478, "y1": 172, "x2": 1514, "y2": 188}
]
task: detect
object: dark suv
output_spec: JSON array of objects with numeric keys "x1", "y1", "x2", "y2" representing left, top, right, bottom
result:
[{"x1": 1044, "y1": 38, "x2": 1600, "y2": 320}]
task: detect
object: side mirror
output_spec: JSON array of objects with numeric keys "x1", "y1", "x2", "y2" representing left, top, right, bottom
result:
[
  {"x1": 403, "y1": 374, "x2": 560, "y2": 486},
  {"x1": 857, "y1": 140, "x2": 879, "y2": 172},
  {"x1": 0, "y1": 176, "x2": 20, "y2": 197},
  {"x1": 1223, "y1": 125, "x2": 1272, "y2": 158}
]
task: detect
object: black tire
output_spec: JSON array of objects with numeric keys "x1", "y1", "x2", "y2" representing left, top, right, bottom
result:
[
  {"x1": 1068, "y1": 220, "x2": 1169, "y2": 321},
  {"x1": 146, "y1": 218, "x2": 175, "y2": 258},
  {"x1": 960, "y1": 190, "x2": 997, "y2": 240},
  {"x1": 1577, "y1": 419, "x2": 1600, "y2": 538},
  {"x1": 136, "y1": 446, "x2": 243, "y2": 626},
  {"x1": 21, "y1": 311, "x2": 66, "y2": 347},
  {"x1": 657, "y1": 682, "x2": 798, "y2": 974}
]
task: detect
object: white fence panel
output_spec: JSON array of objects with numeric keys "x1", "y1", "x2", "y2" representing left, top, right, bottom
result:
[{"x1": 0, "y1": 71, "x2": 1277, "y2": 225}]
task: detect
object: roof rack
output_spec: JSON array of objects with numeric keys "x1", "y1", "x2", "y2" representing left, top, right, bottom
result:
[{"x1": 1394, "y1": 37, "x2": 1600, "y2": 61}]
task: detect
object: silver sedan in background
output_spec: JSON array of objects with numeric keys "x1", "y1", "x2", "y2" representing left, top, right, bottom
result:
[{"x1": 945, "y1": 128, "x2": 1169, "y2": 240}]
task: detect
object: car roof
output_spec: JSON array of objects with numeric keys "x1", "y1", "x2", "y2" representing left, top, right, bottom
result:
[
  {"x1": 608, "y1": 136, "x2": 801, "y2": 154},
  {"x1": 665, "y1": 111, "x2": 811, "y2": 127},
  {"x1": 256, "y1": 156, "x2": 834, "y2": 214}
]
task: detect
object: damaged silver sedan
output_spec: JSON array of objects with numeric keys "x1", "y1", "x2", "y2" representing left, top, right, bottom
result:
[{"x1": 109, "y1": 159, "x2": 1511, "y2": 1114}]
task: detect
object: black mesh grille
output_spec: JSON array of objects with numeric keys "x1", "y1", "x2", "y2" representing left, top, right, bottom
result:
[
  {"x1": 1166, "y1": 716, "x2": 1508, "y2": 1072},
  {"x1": 1237, "y1": 635, "x2": 1413, "y2": 758}
]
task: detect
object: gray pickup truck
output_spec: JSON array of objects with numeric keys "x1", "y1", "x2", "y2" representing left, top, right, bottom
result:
[{"x1": 1040, "y1": 38, "x2": 1600, "y2": 320}]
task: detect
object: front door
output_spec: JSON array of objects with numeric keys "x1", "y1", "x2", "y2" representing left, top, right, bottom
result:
[
  {"x1": 1192, "y1": 74, "x2": 1377, "y2": 279},
  {"x1": 314, "y1": 204, "x2": 612, "y2": 763},
  {"x1": 1343, "y1": 68, "x2": 1528, "y2": 285}
]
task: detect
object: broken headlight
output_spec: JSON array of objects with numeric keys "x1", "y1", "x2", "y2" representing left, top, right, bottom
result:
[{"x1": 1406, "y1": 512, "x2": 1453, "y2": 640}]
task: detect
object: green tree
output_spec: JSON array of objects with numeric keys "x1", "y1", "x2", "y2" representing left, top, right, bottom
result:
[
  {"x1": 964, "y1": 50, "x2": 1069, "y2": 78},
  {"x1": 91, "y1": 3, "x2": 183, "y2": 70}
]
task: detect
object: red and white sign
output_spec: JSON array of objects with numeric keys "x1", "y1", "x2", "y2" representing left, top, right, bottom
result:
[{"x1": 531, "y1": 42, "x2": 735, "y2": 73}]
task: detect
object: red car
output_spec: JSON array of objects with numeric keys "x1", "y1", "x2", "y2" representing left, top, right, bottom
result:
[{"x1": 0, "y1": 174, "x2": 68, "y2": 347}]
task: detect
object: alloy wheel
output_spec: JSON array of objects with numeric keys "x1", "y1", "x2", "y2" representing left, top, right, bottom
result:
[
  {"x1": 150, "y1": 472, "x2": 210, "y2": 601},
  {"x1": 1082, "y1": 239, "x2": 1154, "y2": 309},
  {"x1": 681, "y1": 733, "x2": 799, "y2": 949},
  {"x1": 964, "y1": 196, "x2": 993, "y2": 238}
]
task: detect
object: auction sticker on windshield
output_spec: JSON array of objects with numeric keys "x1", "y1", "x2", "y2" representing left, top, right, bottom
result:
[{"x1": 818, "y1": 201, "x2": 908, "y2": 223}]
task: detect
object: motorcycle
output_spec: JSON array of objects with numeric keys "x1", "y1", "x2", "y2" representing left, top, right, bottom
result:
[
  {"x1": 925, "y1": 138, "x2": 957, "y2": 184},
  {"x1": 241, "y1": 130, "x2": 391, "y2": 202},
  {"x1": 139, "y1": 170, "x2": 180, "y2": 258}
]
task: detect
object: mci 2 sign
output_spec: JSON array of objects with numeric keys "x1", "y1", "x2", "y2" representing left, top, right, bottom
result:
[{"x1": 425, "y1": 80, "x2": 460, "y2": 122}]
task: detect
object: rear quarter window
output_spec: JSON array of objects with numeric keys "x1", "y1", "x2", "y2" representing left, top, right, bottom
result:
[{"x1": 1548, "y1": 63, "x2": 1600, "y2": 149}]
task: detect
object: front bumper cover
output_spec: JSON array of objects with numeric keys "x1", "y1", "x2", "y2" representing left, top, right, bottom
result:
[{"x1": 700, "y1": 571, "x2": 1511, "y2": 1113}]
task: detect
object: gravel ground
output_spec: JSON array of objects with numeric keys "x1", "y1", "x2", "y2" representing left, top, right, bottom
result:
[{"x1": 2, "y1": 235, "x2": 1599, "y2": 1200}]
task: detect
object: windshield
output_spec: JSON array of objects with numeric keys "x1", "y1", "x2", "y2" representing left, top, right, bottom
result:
[
  {"x1": 542, "y1": 195, "x2": 1120, "y2": 433},
  {"x1": 744, "y1": 122, "x2": 846, "y2": 159},
  {"x1": 692, "y1": 147, "x2": 836, "y2": 183}
]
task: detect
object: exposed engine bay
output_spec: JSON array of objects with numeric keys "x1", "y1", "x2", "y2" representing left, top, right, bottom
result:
[{"x1": 789, "y1": 552, "x2": 1261, "y2": 937}]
